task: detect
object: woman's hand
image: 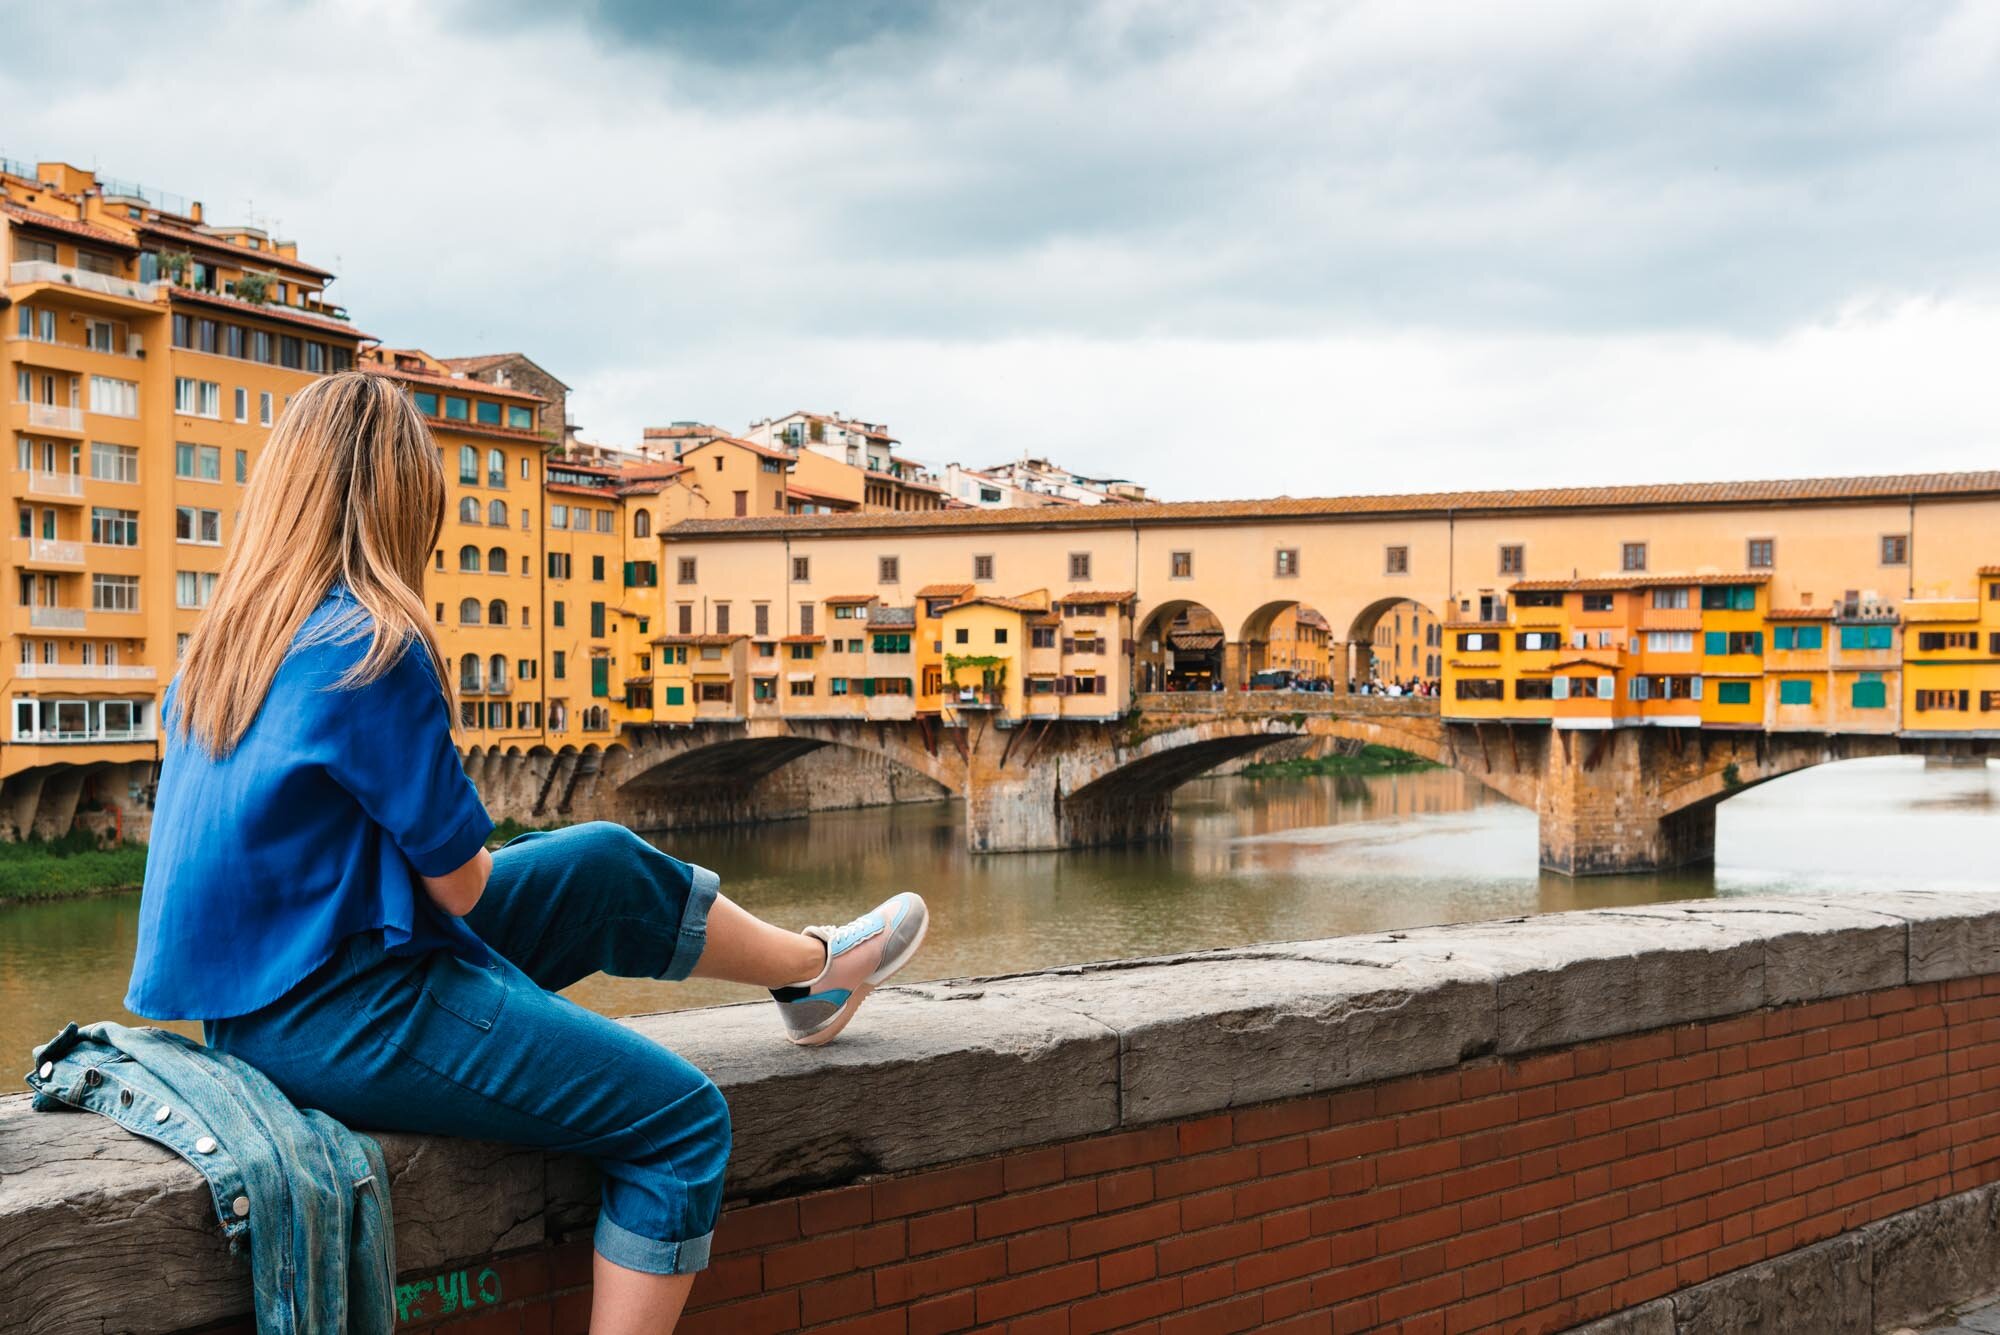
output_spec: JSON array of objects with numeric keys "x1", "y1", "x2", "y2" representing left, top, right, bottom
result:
[{"x1": 422, "y1": 845, "x2": 493, "y2": 917}]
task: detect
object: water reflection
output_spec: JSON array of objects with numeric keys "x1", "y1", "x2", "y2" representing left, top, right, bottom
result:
[{"x1": 1, "y1": 757, "x2": 1992, "y2": 1065}]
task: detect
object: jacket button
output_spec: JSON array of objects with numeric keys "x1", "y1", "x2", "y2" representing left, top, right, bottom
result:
[
  {"x1": 37, "y1": 1063, "x2": 52, "y2": 1080},
  {"x1": 231, "y1": 1196, "x2": 250, "y2": 1218},
  {"x1": 195, "y1": 1136, "x2": 218, "y2": 1154},
  {"x1": 119, "y1": 1089, "x2": 133, "y2": 1107},
  {"x1": 83, "y1": 1069, "x2": 101, "y2": 1087},
  {"x1": 154, "y1": 1105, "x2": 172, "y2": 1124}
]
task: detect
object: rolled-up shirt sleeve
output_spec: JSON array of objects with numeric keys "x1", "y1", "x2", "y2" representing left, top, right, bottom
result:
[{"x1": 325, "y1": 643, "x2": 493, "y2": 877}]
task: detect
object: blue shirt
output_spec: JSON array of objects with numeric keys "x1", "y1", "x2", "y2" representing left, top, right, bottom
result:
[{"x1": 127, "y1": 587, "x2": 493, "y2": 1020}]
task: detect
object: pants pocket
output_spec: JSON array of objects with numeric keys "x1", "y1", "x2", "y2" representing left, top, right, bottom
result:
[{"x1": 421, "y1": 951, "x2": 507, "y2": 1031}]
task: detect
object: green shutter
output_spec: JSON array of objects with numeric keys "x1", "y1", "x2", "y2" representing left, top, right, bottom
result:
[
  {"x1": 1867, "y1": 625, "x2": 1893, "y2": 650},
  {"x1": 1798, "y1": 625, "x2": 1823, "y2": 651},
  {"x1": 1852, "y1": 678, "x2": 1887, "y2": 709},
  {"x1": 665, "y1": 686, "x2": 685, "y2": 706},
  {"x1": 623, "y1": 561, "x2": 635, "y2": 587},
  {"x1": 1732, "y1": 586, "x2": 1756, "y2": 611},
  {"x1": 590, "y1": 602, "x2": 606, "y2": 637},
  {"x1": 1774, "y1": 626, "x2": 1794, "y2": 651},
  {"x1": 1840, "y1": 626, "x2": 1863, "y2": 650},
  {"x1": 1704, "y1": 631, "x2": 1727, "y2": 656},
  {"x1": 590, "y1": 657, "x2": 609, "y2": 698},
  {"x1": 1717, "y1": 681, "x2": 1752, "y2": 705},
  {"x1": 1779, "y1": 679, "x2": 1812, "y2": 705},
  {"x1": 1747, "y1": 632, "x2": 1763, "y2": 655}
]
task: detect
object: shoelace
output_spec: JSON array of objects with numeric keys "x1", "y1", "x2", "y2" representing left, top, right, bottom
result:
[{"x1": 812, "y1": 911, "x2": 884, "y2": 958}]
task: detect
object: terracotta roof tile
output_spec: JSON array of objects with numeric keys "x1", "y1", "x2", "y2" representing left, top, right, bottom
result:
[
  {"x1": 652, "y1": 633, "x2": 744, "y2": 647},
  {"x1": 786, "y1": 483, "x2": 861, "y2": 507},
  {"x1": 359, "y1": 360, "x2": 546, "y2": 402},
  {"x1": 0, "y1": 201, "x2": 134, "y2": 248},
  {"x1": 170, "y1": 285, "x2": 372, "y2": 340},
  {"x1": 1769, "y1": 607, "x2": 1835, "y2": 621},
  {"x1": 779, "y1": 635, "x2": 825, "y2": 644},
  {"x1": 916, "y1": 583, "x2": 974, "y2": 598},
  {"x1": 820, "y1": 595, "x2": 876, "y2": 605},
  {"x1": 683, "y1": 435, "x2": 791, "y2": 462},
  {"x1": 1169, "y1": 631, "x2": 1225, "y2": 650},
  {"x1": 945, "y1": 595, "x2": 1043, "y2": 614},
  {"x1": 664, "y1": 473, "x2": 2000, "y2": 539},
  {"x1": 138, "y1": 218, "x2": 334, "y2": 278},
  {"x1": 1057, "y1": 590, "x2": 1137, "y2": 605}
]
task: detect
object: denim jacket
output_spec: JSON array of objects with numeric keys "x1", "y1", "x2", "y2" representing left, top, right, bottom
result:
[{"x1": 26, "y1": 1021, "x2": 395, "y2": 1335}]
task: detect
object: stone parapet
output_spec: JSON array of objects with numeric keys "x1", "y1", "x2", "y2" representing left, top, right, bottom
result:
[{"x1": 5, "y1": 890, "x2": 2000, "y2": 1333}]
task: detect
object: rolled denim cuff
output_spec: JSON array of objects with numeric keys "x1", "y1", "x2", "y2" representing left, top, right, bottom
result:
[
  {"x1": 660, "y1": 863, "x2": 718, "y2": 982},
  {"x1": 595, "y1": 1210, "x2": 713, "y2": 1275}
]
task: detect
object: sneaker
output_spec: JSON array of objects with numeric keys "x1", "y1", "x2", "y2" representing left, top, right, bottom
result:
[{"x1": 772, "y1": 892, "x2": 929, "y2": 1047}]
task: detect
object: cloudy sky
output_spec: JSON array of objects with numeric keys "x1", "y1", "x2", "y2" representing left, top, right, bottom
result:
[{"x1": 5, "y1": 0, "x2": 1997, "y2": 499}]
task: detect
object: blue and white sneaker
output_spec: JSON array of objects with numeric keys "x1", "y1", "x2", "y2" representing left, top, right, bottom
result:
[{"x1": 771, "y1": 892, "x2": 929, "y2": 1046}]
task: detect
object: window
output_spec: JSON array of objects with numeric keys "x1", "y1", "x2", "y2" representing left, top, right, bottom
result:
[
  {"x1": 91, "y1": 508, "x2": 138, "y2": 547},
  {"x1": 1917, "y1": 631, "x2": 1975, "y2": 652},
  {"x1": 1513, "y1": 590, "x2": 1564, "y2": 609},
  {"x1": 235, "y1": 449, "x2": 248, "y2": 483},
  {"x1": 1170, "y1": 551, "x2": 1193, "y2": 579},
  {"x1": 800, "y1": 604, "x2": 815, "y2": 635},
  {"x1": 792, "y1": 556, "x2": 811, "y2": 583},
  {"x1": 488, "y1": 498, "x2": 508, "y2": 526},
  {"x1": 1838, "y1": 624, "x2": 1895, "y2": 651},
  {"x1": 508, "y1": 405, "x2": 532, "y2": 430},
  {"x1": 1851, "y1": 675, "x2": 1888, "y2": 709},
  {"x1": 488, "y1": 599, "x2": 509, "y2": 626},
  {"x1": 175, "y1": 443, "x2": 222, "y2": 481},
  {"x1": 174, "y1": 570, "x2": 218, "y2": 609},
  {"x1": 667, "y1": 557, "x2": 695, "y2": 586},
  {"x1": 258, "y1": 392, "x2": 273, "y2": 427},
  {"x1": 879, "y1": 556, "x2": 899, "y2": 584},
  {"x1": 1747, "y1": 539, "x2": 1774, "y2": 569},
  {"x1": 277, "y1": 336, "x2": 302, "y2": 370},
  {"x1": 1457, "y1": 632, "x2": 1502, "y2": 651},
  {"x1": 1514, "y1": 679, "x2": 1555, "y2": 701},
  {"x1": 872, "y1": 633, "x2": 912, "y2": 653},
  {"x1": 1621, "y1": 543, "x2": 1647, "y2": 572},
  {"x1": 1581, "y1": 593, "x2": 1614, "y2": 613},
  {"x1": 459, "y1": 545, "x2": 482, "y2": 572},
  {"x1": 90, "y1": 442, "x2": 139, "y2": 483},
  {"x1": 1915, "y1": 689, "x2": 1969, "y2": 713},
  {"x1": 1032, "y1": 625, "x2": 1057, "y2": 649},
  {"x1": 1454, "y1": 679, "x2": 1504, "y2": 701},
  {"x1": 993, "y1": 627, "x2": 1009, "y2": 646},
  {"x1": 1778, "y1": 679, "x2": 1813, "y2": 706},
  {"x1": 250, "y1": 331, "x2": 273, "y2": 365},
  {"x1": 233, "y1": 387, "x2": 248, "y2": 423},
  {"x1": 1514, "y1": 632, "x2": 1560, "y2": 651},
  {"x1": 1881, "y1": 534, "x2": 1908, "y2": 566},
  {"x1": 1771, "y1": 625, "x2": 1823, "y2": 651},
  {"x1": 1645, "y1": 631, "x2": 1693, "y2": 653},
  {"x1": 1699, "y1": 585, "x2": 1758, "y2": 611},
  {"x1": 954, "y1": 627, "x2": 970, "y2": 645},
  {"x1": 973, "y1": 554, "x2": 995, "y2": 582},
  {"x1": 174, "y1": 378, "x2": 221, "y2": 418},
  {"x1": 91, "y1": 574, "x2": 139, "y2": 612},
  {"x1": 175, "y1": 507, "x2": 221, "y2": 545},
  {"x1": 552, "y1": 651, "x2": 566, "y2": 680},
  {"x1": 789, "y1": 680, "x2": 816, "y2": 698},
  {"x1": 486, "y1": 448, "x2": 505, "y2": 485},
  {"x1": 591, "y1": 555, "x2": 605, "y2": 582},
  {"x1": 634, "y1": 509, "x2": 652, "y2": 539},
  {"x1": 1499, "y1": 545, "x2": 1524, "y2": 575},
  {"x1": 1704, "y1": 630, "x2": 1763, "y2": 656},
  {"x1": 441, "y1": 396, "x2": 467, "y2": 421},
  {"x1": 1062, "y1": 552, "x2": 1091, "y2": 582},
  {"x1": 90, "y1": 376, "x2": 139, "y2": 418},
  {"x1": 789, "y1": 642, "x2": 815, "y2": 661},
  {"x1": 1715, "y1": 681, "x2": 1753, "y2": 706},
  {"x1": 459, "y1": 598, "x2": 482, "y2": 625},
  {"x1": 475, "y1": 401, "x2": 503, "y2": 427}
]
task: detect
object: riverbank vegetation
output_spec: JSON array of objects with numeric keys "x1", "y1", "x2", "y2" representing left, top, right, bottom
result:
[
  {"x1": 0, "y1": 831, "x2": 149, "y2": 903},
  {"x1": 1240, "y1": 745, "x2": 1440, "y2": 779}
]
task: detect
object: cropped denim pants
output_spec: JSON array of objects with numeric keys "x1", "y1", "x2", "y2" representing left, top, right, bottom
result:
[{"x1": 206, "y1": 823, "x2": 728, "y2": 1275}]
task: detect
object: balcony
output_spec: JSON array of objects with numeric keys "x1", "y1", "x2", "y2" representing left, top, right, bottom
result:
[
  {"x1": 11, "y1": 725, "x2": 156, "y2": 745},
  {"x1": 23, "y1": 403, "x2": 85, "y2": 433},
  {"x1": 20, "y1": 470, "x2": 85, "y2": 501},
  {"x1": 12, "y1": 663, "x2": 158, "y2": 681},
  {"x1": 14, "y1": 537, "x2": 83, "y2": 566},
  {"x1": 29, "y1": 607, "x2": 87, "y2": 630},
  {"x1": 8, "y1": 260, "x2": 165, "y2": 305}
]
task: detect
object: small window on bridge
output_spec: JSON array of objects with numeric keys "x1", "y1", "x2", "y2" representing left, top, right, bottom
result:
[
  {"x1": 1454, "y1": 678, "x2": 1503, "y2": 701},
  {"x1": 792, "y1": 556, "x2": 811, "y2": 582},
  {"x1": 1515, "y1": 678, "x2": 1554, "y2": 700},
  {"x1": 1170, "y1": 551, "x2": 1192, "y2": 579},
  {"x1": 1779, "y1": 679, "x2": 1813, "y2": 705},
  {"x1": 1881, "y1": 534, "x2": 1908, "y2": 565},
  {"x1": 1716, "y1": 680, "x2": 1753, "y2": 705},
  {"x1": 1498, "y1": 545, "x2": 1524, "y2": 575},
  {"x1": 1621, "y1": 543, "x2": 1647, "y2": 572},
  {"x1": 1068, "y1": 552, "x2": 1092, "y2": 581},
  {"x1": 1381, "y1": 547, "x2": 1405, "y2": 575},
  {"x1": 1747, "y1": 538, "x2": 1775, "y2": 568},
  {"x1": 1513, "y1": 590, "x2": 1564, "y2": 608},
  {"x1": 1581, "y1": 593, "x2": 1614, "y2": 613},
  {"x1": 973, "y1": 554, "x2": 994, "y2": 581},
  {"x1": 677, "y1": 557, "x2": 697, "y2": 584}
]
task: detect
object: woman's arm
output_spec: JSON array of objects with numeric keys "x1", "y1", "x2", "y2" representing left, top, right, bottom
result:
[{"x1": 422, "y1": 845, "x2": 493, "y2": 918}]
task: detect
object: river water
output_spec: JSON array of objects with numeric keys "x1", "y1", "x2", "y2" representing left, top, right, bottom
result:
[{"x1": 2, "y1": 757, "x2": 1994, "y2": 1067}]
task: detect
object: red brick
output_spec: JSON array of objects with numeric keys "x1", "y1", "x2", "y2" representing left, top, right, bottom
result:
[
  {"x1": 800, "y1": 1184, "x2": 874, "y2": 1235},
  {"x1": 875, "y1": 1161, "x2": 1008, "y2": 1219},
  {"x1": 975, "y1": 1259, "x2": 1097, "y2": 1324},
  {"x1": 1234, "y1": 1237, "x2": 1328, "y2": 1291},
  {"x1": 1002, "y1": 1147, "x2": 1066, "y2": 1193},
  {"x1": 1099, "y1": 1244, "x2": 1161, "y2": 1291},
  {"x1": 1005, "y1": 1224, "x2": 1070, "y2": 1276},
  {"x1": 810, "y1": 1313, "x2": 907, "y2": 1335},
  {"x1": 1097, "y1": 1168, "x2": 1155, "y2": 1213},
  {"x1": 1160, "y1": 1293, "x2": 1262, "y2": 1335},
  {"x1": 1158, "y1": 1220, "x2": 1262, "y2": 1276},
  {"x1": 1155, "y1": 1147, "x2": 1261, "y2": 1199},
  {"x1": 1072, "y1": 1201, "x2": 1182, "y2": 1258},
  {"x1": 1065, "y1": 1125, "x2": 1182, "y2": 1177},
  {"x1": 678, "y1": 1290, "x2": 799, "y2": 1335},
  {"x1": 908, "y1": 1206, "x2": 976, "y2": 1256},
  {"x1": 974, "y1": 1181, "x2": 1097, "y2": 1240},
  {"x1": 909, "y1": 1292, "x2": 977, "y2": 1335},
  {"x1": 802, "y1": 1272, "x2": 877, "y2": 1326},
  {"x1": 1070, "y1": 1277, "x2": 1182, "y2": 1335},
  {"x1": 875, "y1": 1243, "x2": 1009, "y2": 1306},
  {"x1": 712, "y1": 1199, "x2": 800, "y2": 1255},
  {"x1": 1234, "y1": 1097, "x2": 1332, "y2": 1143},
  {"x1": 1179, "y1": 1115, "x2": 1234, "y2": 1155}
]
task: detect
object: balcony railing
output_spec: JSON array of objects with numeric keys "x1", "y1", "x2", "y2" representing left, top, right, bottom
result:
[
  {"x1": 28, "y1": 607, "x2": 87, "y2": 630},
  {"x1": 16, "y1": 537, "x2": 83, "y2": 565},
  {"x1": 11, "y1": 725, "x2": 156, "y2": 745},
  {"x1": 23, "y1": 403, "x2": 84, "y2": 432},
  {"x1": 12, "y1": 663, "x2": 157, "y2": 680},
  {"x1": 24, "y1": 471, "x2": 84, "y2": 497},
  {"x1": 8, "y1": 260, "x2": 164, "y2": 304}
]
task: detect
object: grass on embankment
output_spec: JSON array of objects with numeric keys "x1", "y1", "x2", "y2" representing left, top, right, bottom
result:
[
  {"x1": 0, "y1": 830, "x2": 149, "y2": 903},
  {"x1": 1240, "y1": 744, "x2": 1440, "y2": 779}
]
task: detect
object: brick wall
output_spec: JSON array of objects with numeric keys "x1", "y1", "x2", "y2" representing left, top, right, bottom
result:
[{"x1": 379, "y1": 974, "x2": 2000, "y2": 1335}]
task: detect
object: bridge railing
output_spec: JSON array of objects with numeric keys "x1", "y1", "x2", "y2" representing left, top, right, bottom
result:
[{"x1": 1133, "y1": 690, "x2": 1437, "y2": 717}]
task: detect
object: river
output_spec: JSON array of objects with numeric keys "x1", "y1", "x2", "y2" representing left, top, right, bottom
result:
[{"x1": 2, "y1": 757, "x2": 1994, "y2": 1067}]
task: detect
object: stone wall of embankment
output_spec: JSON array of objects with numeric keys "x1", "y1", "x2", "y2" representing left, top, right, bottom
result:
[{"x1": 6, "y1": 891, "x2": 2000, "y2": 1334}]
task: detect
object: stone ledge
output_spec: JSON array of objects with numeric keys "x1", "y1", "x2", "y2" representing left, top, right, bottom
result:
[{"x1": 3, "y1": 888, "x2": 1996, "y2": 1335}]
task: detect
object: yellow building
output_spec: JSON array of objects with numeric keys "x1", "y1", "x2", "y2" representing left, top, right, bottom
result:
[
  {"x1": 358, "y1": 349, "x2": 550, "y2": 748},
  {"x1": 1267, "y1": 606, "x2": 1332, "y2": 681},
  {"x1": 1368, "y1": 598, "x2": 1440, "y2": 686},
  {"x1": 4, "y1": 159, "x2": 364, "y2": 832},
  {"x1": 1900, "y1": 568, "x2": 2000, "y2": 736}
]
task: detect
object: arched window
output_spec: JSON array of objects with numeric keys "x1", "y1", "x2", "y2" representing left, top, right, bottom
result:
[
  {"x1": 488, "y1": 498, "x2": 507, "y2": 526},
  {"x1": 488, "y1": 598, "x2": 508, "y2": 626},
  {"x1": 633, "y1": 509, "x2": 652, "y2": 539},
  {"x1": 458, "y1": 445, "x2": 478, "y2": 484},
  {"x1": 458, "y1": 598, "x2": 481, "y2": 626},
  {"x1": 458, "y1": 497, "x2": 481, "y2": 524},
  {"x1": 458, "y1": 545, "x2": 481, "y2": 573},
  {"x1": 488, "y1": 653, "x2": 508, "y2": 690},
  {"x1": 487, "y1": 449, "x2": 505, "y2": 486},
  {"x1": 488, "y1": 546, "x2": 507, "y2": 573},
  {"x1": 459, "y1": 654, "x2": 482, "y2": 692}
]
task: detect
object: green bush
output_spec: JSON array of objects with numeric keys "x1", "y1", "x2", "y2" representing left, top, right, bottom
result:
[
  {"x1": 0, "y1": 834, "x2": 149, "y2": 901},
  {"x1": 1241, "y1": 745, "x2": 1440, "y2": 779}
]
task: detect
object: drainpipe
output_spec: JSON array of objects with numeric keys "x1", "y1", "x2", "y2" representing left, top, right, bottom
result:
[{"x1": 1906, "y1": 492, "x2": 1916, "y2": 603}]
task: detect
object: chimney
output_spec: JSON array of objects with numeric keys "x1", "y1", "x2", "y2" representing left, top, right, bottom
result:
[{"x1": 190, "y1": 200, "x2": 204, "y2": 223}]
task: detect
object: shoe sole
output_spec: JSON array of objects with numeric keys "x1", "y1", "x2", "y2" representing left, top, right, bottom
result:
[{"x1": 788, "y1": 904, "x2": 930, "y2": 1048}]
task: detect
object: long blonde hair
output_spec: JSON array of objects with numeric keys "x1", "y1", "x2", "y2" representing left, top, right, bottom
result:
[{"x1": 174, "y1": 370, "x2": 449, "y2": 755}]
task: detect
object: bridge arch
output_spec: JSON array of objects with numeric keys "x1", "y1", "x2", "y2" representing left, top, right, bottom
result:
[
  {"x1": 1135, "y1": 598, "x2": 1227, "y2": 694},
  {"x1": 1342, "y1": 595, "x2": 1446, "y2": 691}
]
